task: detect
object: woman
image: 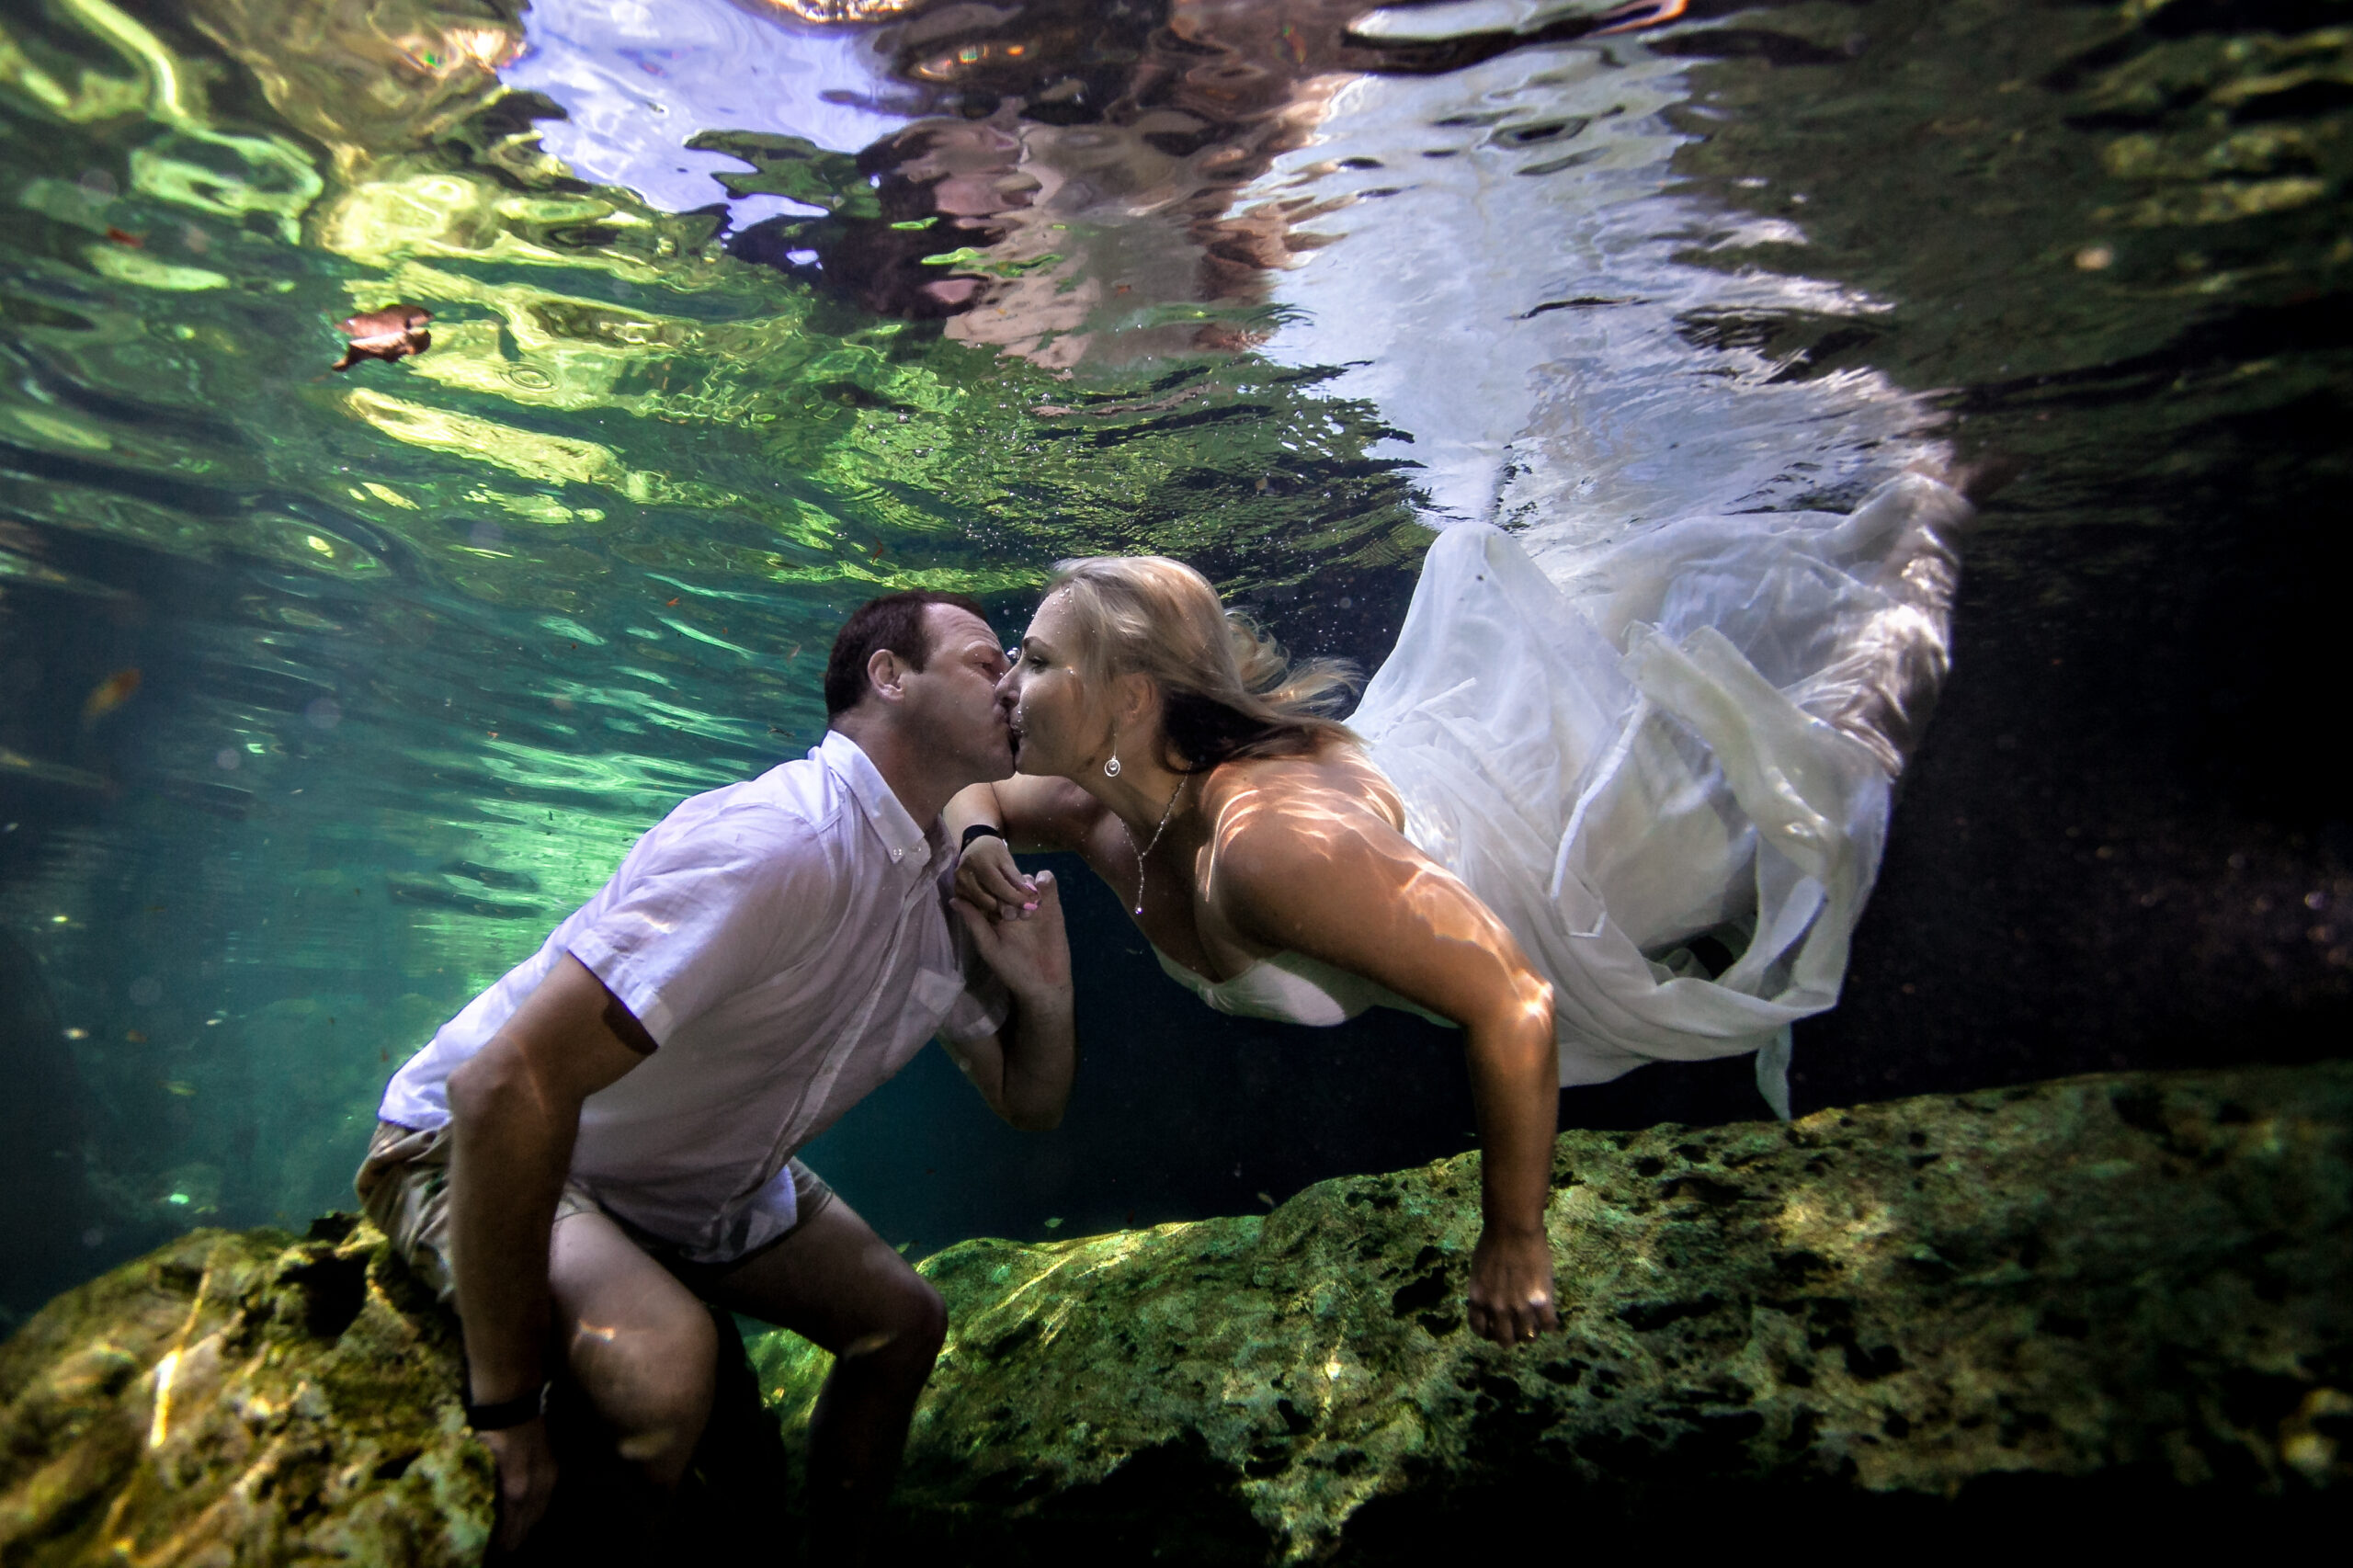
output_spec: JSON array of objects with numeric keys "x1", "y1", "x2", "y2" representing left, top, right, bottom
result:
[{"x1": 949, "y1": 470, "x2": 1973, "y2": 1349}]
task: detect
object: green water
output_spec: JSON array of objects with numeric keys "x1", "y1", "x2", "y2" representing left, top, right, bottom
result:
[{"x1": 2, "y1": 0, "x2": 2348, "y2": 1325}]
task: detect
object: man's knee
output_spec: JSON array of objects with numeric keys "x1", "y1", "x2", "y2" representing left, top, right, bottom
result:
[
  {"x1": 900, "y1": 1275, "x2": 947, "y2": 1360},
  {"x1": 574, "y1": 1293, "x2": 718, "y2": 1473},
  {"x1": 851, "y1": 1271, "x2": 946, "y2": 1375}
]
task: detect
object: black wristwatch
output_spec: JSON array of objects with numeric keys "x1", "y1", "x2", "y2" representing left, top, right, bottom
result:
[
  {"x1": 465, "y1": 1381, "x2": 550, "y2": 1431},
  {"x1": 960, "y1": 823, "x2": 1007, "y2": 851}
]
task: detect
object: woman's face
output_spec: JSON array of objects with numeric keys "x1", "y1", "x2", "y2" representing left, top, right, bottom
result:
[{"x1": 997, "y1": 591, "x2": 1110, "y2": 778}]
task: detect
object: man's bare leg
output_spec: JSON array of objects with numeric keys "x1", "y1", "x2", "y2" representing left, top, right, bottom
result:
[
  {"x1": 545, "y1": 1210, "x2": 719, "y2": 1491},
  {"x1": 705, "y1": 1196, "x2": 947, "y2": 1549}
]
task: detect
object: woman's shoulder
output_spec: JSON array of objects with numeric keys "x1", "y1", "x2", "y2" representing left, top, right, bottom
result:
[{"x1": 1202, "y1": 744, "x2": 1405, "y2": 850}]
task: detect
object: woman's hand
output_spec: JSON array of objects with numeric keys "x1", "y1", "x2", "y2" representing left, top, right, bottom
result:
[
  {"x1": 1466, "y1": 1226, "x2": 1559, "y2": 1348},
  {"x1": 953, "y1": 871, "x2": 1070, "y2": 1003},
  {"x1": 957, "y1": 834, "x2": 1041, "y2": 920}
]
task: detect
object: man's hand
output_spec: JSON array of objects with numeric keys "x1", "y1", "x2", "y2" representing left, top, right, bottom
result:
[
  {"x1": 1465, "y1": 1226, "x2": 1559, "y2": 1348},
  {"x1": 956, "y1": 835, "x2": 1040, "y2": 922},
  {"x1": 952, "y1": 869, "x2": 1068, "y2": 1000},
  {"x1": 944, "y1": 871, "x2": 1074, "y2": 1131},
  {"x1": 482, "y1": 1418, "x2": 559, "y2": 1551}
]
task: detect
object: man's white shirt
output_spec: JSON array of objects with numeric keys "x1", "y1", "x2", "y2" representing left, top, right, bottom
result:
[{"x1": 381, "y1": 730, "x2": 1006, "y2": 1262}]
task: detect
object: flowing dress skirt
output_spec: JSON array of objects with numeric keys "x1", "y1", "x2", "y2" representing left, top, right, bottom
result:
[{"x1": 1350, "y1": 472, "x2": 1971, "y2": 1112}]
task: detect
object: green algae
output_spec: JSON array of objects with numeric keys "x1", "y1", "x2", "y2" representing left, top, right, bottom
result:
[
  {"x1": 7, "y1": 1064, "x2": 2348, "y2": 1561},
  {"x1": 755, "y1": 1062, "x2": 2353, "y2": 1559},
  {"x1": 0, "y1": 1215, "x2": 488, "y2": 1565}
]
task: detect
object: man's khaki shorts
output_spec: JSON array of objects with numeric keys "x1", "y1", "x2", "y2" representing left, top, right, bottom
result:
[{"x1": 354, "y1": 1120, "x2": 834, "y2": 1301}]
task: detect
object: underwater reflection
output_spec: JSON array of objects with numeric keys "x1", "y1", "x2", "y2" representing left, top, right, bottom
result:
[{"x1": 514, "y1": 0, "x2": 1716, "y2": 368}]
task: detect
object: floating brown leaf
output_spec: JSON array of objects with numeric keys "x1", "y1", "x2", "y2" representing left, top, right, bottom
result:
[{"x1": 331, "y1": 304, "x2": 432, "y2": 371}]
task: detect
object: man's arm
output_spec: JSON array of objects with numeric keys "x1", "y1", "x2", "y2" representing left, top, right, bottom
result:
[
  {"x1": 940, "y1": 870, "x2": 1075, "y2": 1131},
  {"x1": 443, "y1": 953, "x2": 654, "y2": 1542}
]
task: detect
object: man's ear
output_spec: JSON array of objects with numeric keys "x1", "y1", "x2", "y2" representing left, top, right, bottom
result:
[{"x1": 866, "y1": 646, "x2": 910, "y2": 706}]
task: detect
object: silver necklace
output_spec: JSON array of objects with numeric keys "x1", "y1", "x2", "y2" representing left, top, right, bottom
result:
[{"x1": 1123, "y1": 774, "x2": 1187, "y2": 917}]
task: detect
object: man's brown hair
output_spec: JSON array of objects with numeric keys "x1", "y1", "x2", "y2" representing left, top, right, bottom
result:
[{"x1": 824, "y1": 589, "x2": 993, "y2": 719}]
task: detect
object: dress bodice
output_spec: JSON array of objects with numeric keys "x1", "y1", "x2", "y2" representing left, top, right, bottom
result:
[{"x1": 1151, "y1": 945, "x2": 1452, "y2": 1029}]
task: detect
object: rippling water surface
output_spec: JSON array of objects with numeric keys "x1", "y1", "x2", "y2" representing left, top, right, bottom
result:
[{"x1": 3, "y1": 0, "x2": 2347, "y2": 1324}]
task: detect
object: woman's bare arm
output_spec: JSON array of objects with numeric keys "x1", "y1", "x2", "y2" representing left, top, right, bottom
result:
[
  {"x1": 949, "y1": 777, "x2": 1103, "y2": 918},
  {"x1": 947, "y1": 776, "x2": 1100, "y2": 849},
  {"x1": 1211, "y1": 774, "x2": 1561, "y2": 1349}
]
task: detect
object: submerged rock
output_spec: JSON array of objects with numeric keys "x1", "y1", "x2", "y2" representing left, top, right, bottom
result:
[
  {"x1": 6, "y1": 1065, "x2": 2347, "y2": 1562},
  {"x1": 0, "y1": 1214, "x2": 787, "y2": 1566},
  {"x1": 0, "y1": 1214, "x2": 488, "y2": 1565},
  {"x1": 752, "y1": 1063, "x2": 2353, "y2": 1559}
]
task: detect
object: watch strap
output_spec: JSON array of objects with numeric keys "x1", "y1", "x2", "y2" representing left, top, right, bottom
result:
[
  {"x1": 960, "y1": 823, "x2": 1007, "y2": 851},
  {"x1": 465, "y1": 1382, "x2": 550, "y2": 1431}
]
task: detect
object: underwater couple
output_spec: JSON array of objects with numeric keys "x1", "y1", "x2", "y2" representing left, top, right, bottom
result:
[{"x1": 359, "y1": 467, "x2": 1969, "y2": 1553}]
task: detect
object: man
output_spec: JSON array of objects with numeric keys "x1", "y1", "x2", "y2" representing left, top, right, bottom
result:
[{"x1": 355, "y1": 590, "x2": 1072, "y2": 1552}]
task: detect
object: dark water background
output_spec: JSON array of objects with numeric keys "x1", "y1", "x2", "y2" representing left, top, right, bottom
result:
[{"x1": 3, "y1": 0, "x2": 2348, "y2": 1328}]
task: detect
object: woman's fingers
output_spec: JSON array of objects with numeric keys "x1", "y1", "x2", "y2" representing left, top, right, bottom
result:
[
  {"x1": 961, "y1": 873, "x2": 1070, "y2": 995},
  {"x1": 1471, "y1": 1297, "x2": 1552, "y2": 1349},
  {"x1": 958, "y1": 840, "x2": 1040, "y2": 919},
  {"x1": 981, "y1": 861, "x2": 1038, "y2": 916}
]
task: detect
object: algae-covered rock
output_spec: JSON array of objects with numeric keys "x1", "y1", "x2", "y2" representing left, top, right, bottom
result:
[
  {"x1": 8, "y1": 1066, "x2": 2347, "y2": 1563},
  {"x1": 0, "y1": 1214, "x2": 489, "y2": 1566},
  {"x1": 754, "y1": 1063, "x2": 2353, "y2": 1560}
]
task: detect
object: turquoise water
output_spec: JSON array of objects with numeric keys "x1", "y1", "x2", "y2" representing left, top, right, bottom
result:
[{"x1": 2, "y1": 0, "x2": 2348, "y2": 1327}]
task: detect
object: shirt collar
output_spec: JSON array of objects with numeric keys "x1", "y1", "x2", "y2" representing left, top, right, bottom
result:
[{"x1": 817, "y1": 730, "x2": 934, "y2": 867}]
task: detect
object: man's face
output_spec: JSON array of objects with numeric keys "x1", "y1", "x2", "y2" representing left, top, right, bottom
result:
[{"x1": 898, "y1": 604, "x2": 1016, "y2": 781}]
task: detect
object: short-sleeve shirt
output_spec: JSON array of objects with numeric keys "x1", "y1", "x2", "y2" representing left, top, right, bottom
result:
[{"x1": 379, "y1": 731, "x2": 1006, "y2": 1263}]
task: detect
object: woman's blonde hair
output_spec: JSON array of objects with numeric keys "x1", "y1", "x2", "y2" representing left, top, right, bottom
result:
[{"x1": 1046, "y1": 556, "x2": 1359, "y2": 770}]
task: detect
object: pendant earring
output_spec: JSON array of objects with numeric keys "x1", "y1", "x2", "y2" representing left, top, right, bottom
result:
[{"x1": 1103, "y1": 738, "x2": 1122, "y2": 779}]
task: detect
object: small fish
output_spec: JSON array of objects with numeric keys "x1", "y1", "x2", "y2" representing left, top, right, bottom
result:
[
  {"x1": 81, "y1": 668, "x2": 142, "y2": 726},
  {"x1": 162, "y1": 1080, "x2": 195, "y2": 1096},
  {"x1": 63, "y1": 1027, "x2": 88, "y2": 1040},
  {"x1": 665, "y1": 597, "x2": 679, "y2": 607},
  {"x1": 1042, "y1": 1216, "x2": 1063, "y2": 1230},
  {"x1": 124, "y1": 1029, "x2": 148, "y2": 1043},
  {"x1": 103, "y1": 226, "x2": 143, "y2": 247},
  {"x1": 1257, "y1": 1191, "x2": 1275, "y2": 1208},
  {"x1": 332, "y1": 305, "x2": 432, "y2": 371}
]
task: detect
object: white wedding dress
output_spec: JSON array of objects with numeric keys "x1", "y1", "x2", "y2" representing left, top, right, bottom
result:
[{"x1": 1154, "y1": 472, "x2": 1971, "y2": 1115}]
